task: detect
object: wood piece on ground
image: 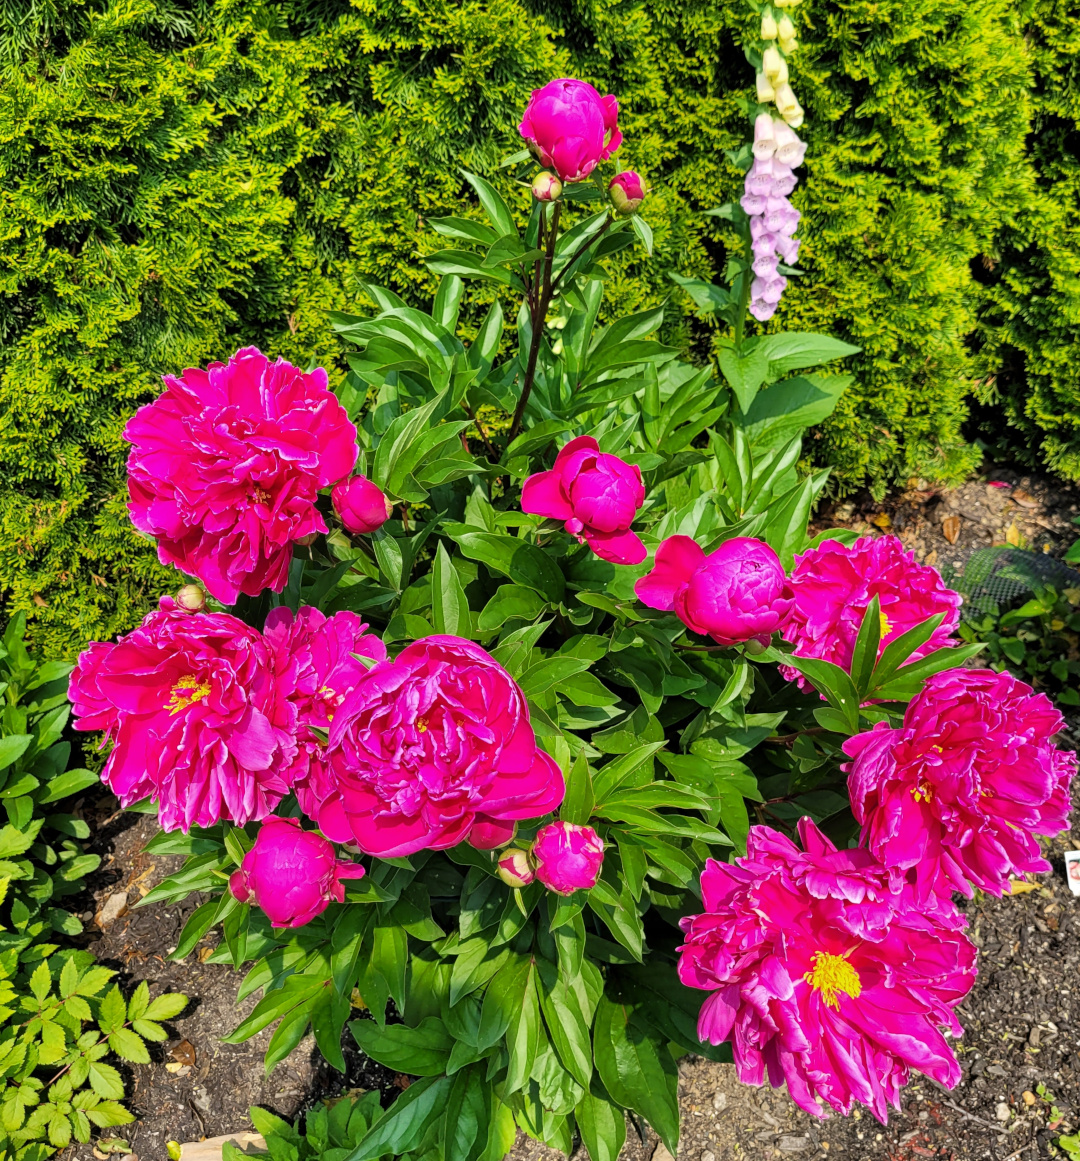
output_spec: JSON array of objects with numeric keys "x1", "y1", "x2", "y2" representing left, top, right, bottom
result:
[{"x1": 179, "y1": 1133, "x2": 266, "y2": 1159}]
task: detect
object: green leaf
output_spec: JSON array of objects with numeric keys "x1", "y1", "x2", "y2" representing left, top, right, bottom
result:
[
  {"x1": 108, "y1": 1028, "x2": 150, "y2": 1064},
  {"x1": 88, "y1": 1063, "x2": 125, "y2": 1101},
  {"x1": 350, "y1": 1017, "x2": 454, "y2": 1076},
  {"x1": 461, "y1": 170, "x2": 518, "y2": 238},
  {"x1": 98, "y1": 985, "x2": 127, "y2": 1033},
  {"x1": 757, "y1": 332, "x2": 861, "y2": 378},
  {"x1": 477, "y1": 586, "x2": 548, "y2": 632},
  {"x1": 0, "y1": 735, "x2": 32, "y2": 772},
  {"x1": 37, "y1": 767, "x2": 100, "y2": 803},
  {"x1": 342, "y1": 1075, "x2": 452, "y2": 1161},
  {"x1": 504, "y1": 960, "x2": 541, "y2": 1094},
  {"x1": 476, "y1": 956, "x2": 531, "y2": 1052},
  {"x1": 780, "y1": 655, "x2": 861, "y2": 731},
  {"x1": 593, "y1": 996, "x2": 679, "y2": 1154},
  {"x1": 668, "y1": 273, "x2": 729, "y2": 316},
  {"x1": 560, "y1": 753, "x2": 594, "y2": 826},
  {"x1": 537, "y1": 959, "x2": 593, "y2": 1089},
  {"x1": 849, "y1": 596, "x2": 882, "y2": 696},
  {"x1": 29, "y1": 960, "x2": 51, "y2": 1002},
  {"x1": 718, "y1": 345, "x2": 770, "y2": 414},
  {"x1": 576, "y1": 1084, "x2": 627, "y2": 1161},
  {"x1": 432, "y1": 543, "x2": 472, "y2": 637},
  {"x1": 441, "y1": 1065, "x2": 491, "y2": 1161}
]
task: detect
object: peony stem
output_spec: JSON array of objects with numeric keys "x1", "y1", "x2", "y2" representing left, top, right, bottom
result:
[{"x1": 508, "y1": 201, "x2": 562, "y2": 445}]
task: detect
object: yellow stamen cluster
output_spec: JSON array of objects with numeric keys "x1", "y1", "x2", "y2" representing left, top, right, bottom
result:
[
  {"x1": 879, "y1": 610, "x2": 892, "y2": 636},
  {"x1": 167, "y1": 674, "x2": 211, "y2": 715},
  {"x1": 804, "y1": 951, "x2": 862, "y2": 1010}
]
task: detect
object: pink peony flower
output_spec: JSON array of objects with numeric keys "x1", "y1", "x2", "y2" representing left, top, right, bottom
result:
[
  {"x1": 229, "y1": 817, "x2": 365, "y2": 929},
  {"x1": 678, "y1": 819, "x2": 976, "y2": 1121},
  {"x1": 781, "y1": 536, "x2": 962, "y2": 685},
  {"x1": 636, "y1": 535, "x2": 793, "y2": 646},
  {"x1": 262, "y1": 606, "x2": 387, "y2": 820},
  {"x1": 125, "y1": 347, "x2": 358, "y2": 605},
  {"x1": 69, "y1": 596, "x2": 296, "y2": 831},
  {"x1": 521, "y1": 436, "x2": 646, "y2": 565},
  {"x1": 533, "y1": 821, "x2": 604, "y2": 895},
  {"x1": 497, "y1": 848, "x2": 536, "y2": 888},
  {"x1": 320, "y1": 636, "x2": 564, "y2": 858},
  {"x1": 608, "y1": 171, "x2": 648, "y2": 215},
  {"x1": 844, "y1": 668, "x2": 1076, "y2": 908},
  {"x1": 519, "y1": 78, "x2": 622, "y2": 183},
  {"x1": 332, "y1": 474, "x2": 393, "y2": 536}
]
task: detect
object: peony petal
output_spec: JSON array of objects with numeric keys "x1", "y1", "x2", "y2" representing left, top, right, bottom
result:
[
  {"x1": 583, "y1": 526, "x2": 648, "y2": 565},
  {"x1": 635, "y1": 535, "x2": 706, "y2": 610},
  {"x1": 521, "y1": 469, "x2": 574, "y2": 520}
]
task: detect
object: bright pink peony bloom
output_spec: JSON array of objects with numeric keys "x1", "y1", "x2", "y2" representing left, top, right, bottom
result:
[
  {"x1": 497, "y1": 848, "x2": 536, "y2": 888},
  {"x1": 519, "y1": 78, "x2": 622, "y2": 183},
  {"x1": 69, "y1": 597, "x2": 296, "y2": 831},
  {"x1": 229, "y1": 817, "x2": 365, "y2": 929},
  {"x1": 844, "y1": 668, "x2": 1076, "y2": 909},
  {"x1": 521, "y1": 436, "x2": 646, "y2": 565},
  {"x1": 125, "y1": 347, "x2": 358, "y2": 605},
  {"x1": 320, "y1": 636, "x2": 564, "y2": 858},
  {"x1": 636, "y1": 535, "x2": 793, "y2": 646},
  {"x1": 332, "y1": 474, "x2": 393, "y2": 536},
  {"x1": 262, "y1": 606, "x2": 387, "y2": 820},
  {"x1": 533, "y1": 821, "x2": 604, "y2": 895},
  {"x1": 678, "y1": 819, "x2": 976, "y2": 1121},
  {"x1": 781, "y1": 535, "x2": 961, "y2": 685},
  {"x1": 608, "y1": 171, "x2": 648, "y2": 215}
]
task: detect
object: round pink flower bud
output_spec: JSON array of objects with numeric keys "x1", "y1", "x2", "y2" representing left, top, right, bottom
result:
[
  {"x1": 519, "y1": 78, "x2": 622, "y2": 184},
  {"x1": 332, "y1": 474, "x2": 393, "y2": 535},
  {"x1": 175, "y1": 584, "x2": 206, "y2": 612},
  {"x1": 533, "y1": 822, "x2": 604, "y2": 895},
  {"x1": 636, "y1": 536, "x2": 793, "y2": 647},
  {"x1": 497, "y1": 848, "x2": 536, "y2": 888},
  {"x1": 521, "y1": 435, "x2": 646, "y2": 565},
  {"x1": 532, "y1": 171, "x2": 563, "y2": 202},
  {"x1": 124, "y1": 347, "x2": 358, "y2": 605},
  {"x1": 229, "y1": 817, "x2": 365, "y2": 929},
  {"x1": 608, "y1": 170, "x2": 648, "y2": 215}
]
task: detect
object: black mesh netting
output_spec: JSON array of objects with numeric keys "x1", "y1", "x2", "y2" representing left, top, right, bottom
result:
[{"x1": 942, "y1": 547, "x2": 1080, "y2": 623}]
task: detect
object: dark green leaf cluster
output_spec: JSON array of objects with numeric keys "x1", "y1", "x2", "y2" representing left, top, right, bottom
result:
[{"x1": 223, "y1": 1093, "x2": 386, "y2": 1161}]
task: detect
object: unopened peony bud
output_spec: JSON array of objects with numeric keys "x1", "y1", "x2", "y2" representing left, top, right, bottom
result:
[
  {"x1": 533, "y1": 822, "x2": 604, "y2": 895},
  {"x1": 497, "y1": 849, "x2": 536, "y2": 888},
  {"x1": 532, "y1": 171, "x2": 563, "y2": 202},
  {"x1": 175, "y1": 584, "x2": 206, "y2": 613},
  {"x1": 608, "y1": 170, "x2": 649, "y2": 215},
  {"x1": 777, "y1": 15, "x2": 796, "y2": 41},
  {"x1": 761, "y1": 10, "x2": 778, "y2": 38},
  {"x1": 753, "y1": 113, "x2": 777, "y2": 160},
  {"x1": 229, "y1": 817, "x2": 365, "y2": 929},
  {"x1": 295, "y1": 532, "x2": 318, "y2": 546},
  {"x1": 332, "y1": 474, "x2": 393, "y2": 536},
  {"x1": 756, "y1": 71, "x2": 776, "y2": 102}
]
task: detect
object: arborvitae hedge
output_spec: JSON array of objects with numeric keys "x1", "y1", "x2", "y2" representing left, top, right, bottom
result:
[{"x1": 0, "y1": 0, "x2": 1075, "y2": 655}]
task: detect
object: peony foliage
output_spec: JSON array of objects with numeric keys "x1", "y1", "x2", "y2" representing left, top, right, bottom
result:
[{"x1": 69, "y1": 56, "x2": 1074, "y2": 1161}]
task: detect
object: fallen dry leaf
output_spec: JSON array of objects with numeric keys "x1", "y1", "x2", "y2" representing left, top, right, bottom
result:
[
  {"x1": 1005, "y1": 521, "x2": 1022, "y2": 546},
  {"x1": 170, "y1": 1038, "x2": 197, "y2": 1068},
  {"x1": 196, "y1": 945, "x2": 213, "y2": 963},
  {"x1": 1008, "y1": 879, "x2": 1039, "y2": 895},
  {"x1": 1012, "y1": 487, "x2": 1039, "y2": 509},
  {"x1": 942, "y1": 514, "x2": 961, "y2": 544},
  {"x1": 870, "y1": 512, "x2": 892, "y2": 529},
  {"x1": 923, "y1": 549, "x2": 939, "y2": 566},
  {"x1": 165, "y1": 1062, "x2": 191, "y2": 1077}
]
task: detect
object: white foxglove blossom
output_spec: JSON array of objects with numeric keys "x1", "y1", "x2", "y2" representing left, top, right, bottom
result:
[
  {"x1": 756, "y1": 71, "x2": 776, "y2": 102},
  {"x1": 773, "y1": 81, "x2": 799, "y2": 117},
  {"x1": 780, "y1": 36, "x2": 798, "y2": 54},
  {"x1": 761, "y1": 11, "x2": 778, "y2": 38},
  {"x1": 762, "y1": 46, "x2": 784, "y2": 80},
  {"x1": 753, "y1": 114, "x2": 777, "y2": 159},
  {"x1": 777, "y1": 15, "x2": 796, "y2": 41}
]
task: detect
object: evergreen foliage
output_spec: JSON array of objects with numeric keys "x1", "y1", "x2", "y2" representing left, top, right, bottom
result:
[{"x1": 0, "y1": 0, "x2": 1076, "y2": 654}]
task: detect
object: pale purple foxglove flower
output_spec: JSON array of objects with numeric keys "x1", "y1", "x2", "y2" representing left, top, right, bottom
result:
[
  {"x1": 746, "y1": 158, "x2": 776, "y2": 196},
  {"x1": 750, "y1": 298, "x2": 777, "y2": 321},
  {"x1": 741, "y1": 192, "x2": 768, "y2": 215},
  {"x1": 770, "y1": 162, "x2": 797, "y2": 197},
  {"x1": 752, "y1": 232, "x2": 779, "y2": 257},
  {"x1": 773, "y1": 121, "x2": 806, "y2": 167},
  {"x1": 753, "y1": 253, "x2": 781, "y2": 278},
  {"x1": 776, "y1": 235, "x2": 801, "y2": 264},
  {"x1": 753, "y1": 113, "x2": 777, "y2": 159},
  {"x1": 765, "y1": 196, "x2": 800, "y2": 235},
  {"x1": 750, "y1": 215, "x2": 773, "y2": 241}
]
